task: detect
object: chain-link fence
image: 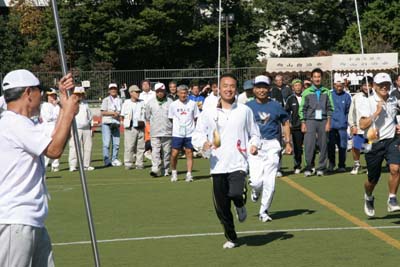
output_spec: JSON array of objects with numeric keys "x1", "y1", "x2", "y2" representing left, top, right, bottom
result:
[{"x1": 3, "y1": 67, "x2": 375, "y2": 101}]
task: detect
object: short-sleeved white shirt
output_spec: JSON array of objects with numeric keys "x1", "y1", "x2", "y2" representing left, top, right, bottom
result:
[
  {"x1": 139, "y1": 90, "x2": 156, "y2": 105},
  {"x1": 359, "y1": 94, "x2": 399, "y2": 140},
  {"x1": 121, "y1": 99, "x2": 145, "y2": 128},
  {"x1": 101, "y1": 95, "x2": 122, "y2": 112},
  {"x1": 168, "y1": 99, "x2": 199, "y2": 137},
  {"x1": 0, "y1": 111, "x2": 52, "y2": 227}
]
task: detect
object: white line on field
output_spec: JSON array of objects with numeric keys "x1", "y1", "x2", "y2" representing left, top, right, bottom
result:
[
  {"x1": 47, "y1": 179, "x2": 211, "y2": 188},
  {"x1": 52, "y1": 225, "x2": 400, "y2": 246}
]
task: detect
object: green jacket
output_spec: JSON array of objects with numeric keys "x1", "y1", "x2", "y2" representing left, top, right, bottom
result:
[{"x1": 299, "y1": 85, "x2": 334, "y2": 121}]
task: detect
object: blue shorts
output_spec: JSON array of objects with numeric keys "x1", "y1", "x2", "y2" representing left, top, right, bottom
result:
[
  {"x1": 352, "y1": 134, "x2": 366, "y2": 150},
  {"x1": 172, "y1": 137, "x2": 193, "y2": 150}
]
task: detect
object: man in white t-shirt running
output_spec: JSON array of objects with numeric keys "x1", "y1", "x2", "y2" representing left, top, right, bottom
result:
[
  {"x1": 0, "y1": 69, "x2": 78, "y2": 266},
  {"x1": 168, "y1": 84, "x2": 199, "y2": 182}
]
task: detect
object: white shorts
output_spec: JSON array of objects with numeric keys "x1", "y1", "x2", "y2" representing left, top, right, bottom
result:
[{"x1": 0, "y1": 224, "x2": 54, "y2": 267}]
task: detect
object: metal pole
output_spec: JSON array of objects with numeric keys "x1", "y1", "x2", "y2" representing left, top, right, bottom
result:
[
  {"x1": 225, "y1": 16, "x2": 230, "y2": 71},
  {"x1": 50, "y1": 1, "x2": 101, "y2": 266},
  {"x1": 217, "y1": 0, "x2": 222, "y2": 94}
]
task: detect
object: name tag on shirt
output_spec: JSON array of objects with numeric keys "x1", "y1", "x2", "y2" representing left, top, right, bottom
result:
[
  {"x1": 315, "y1": 109, "x2": 322, "y2": 120},
  {"x1": 179, "y1": 125, "x2": 186, "y2": 136}
]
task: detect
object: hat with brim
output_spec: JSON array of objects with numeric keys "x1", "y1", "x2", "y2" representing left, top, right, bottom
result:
[
  {"x1": 291, "y1": 79, "x2": 302, "y2": 86},
  {"x1": 46, "y1": 88, "x2": 57, "y2": 95},
  {"x1": 253, "y1": 75, "x2": 271, "y2": 87},
  {"x1": 73, "y1": 86, "x2": 85, "y2": 94},
  {"x1": 154, "y1": 82, "x2": 166, "y2": 91},
  {"x1": 374, "y1": 73, "x2": 392, "y2": 85},
  {"x1": 108, "y1": 83, "x2": 118, "y2": 89},
  {"x1": 2, "y1": 69, "x2": 49, "y2": 92},
  {"x1": 129, "y1": 85, "x2": 141, "y2": 93}
]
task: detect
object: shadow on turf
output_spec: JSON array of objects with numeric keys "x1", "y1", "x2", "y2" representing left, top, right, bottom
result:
[
  {"x1": 368, "y1": 213, "x2": 400, "y2": 223},
  {"x1": 238, "y1": 231, "x2": 294, "y2": 247},
  {"x1": 269, "y1": 209, "x2": 316, "y2": 220}
]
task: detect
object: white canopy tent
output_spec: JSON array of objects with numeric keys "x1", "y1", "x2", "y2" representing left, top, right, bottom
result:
[{"x1": 266, "y1": 53, "x2": 398, "y2": 73}]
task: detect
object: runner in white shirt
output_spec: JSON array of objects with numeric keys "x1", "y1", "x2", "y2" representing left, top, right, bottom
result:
[
  {"x1": 192, "y1": 73, "x2": 260, "y2": 249},
  {"x1": 168, "y1": 84, "x2": 199, "y2": 182},
  {"x1": 0, "y1": 69, "x2": 78, "y2": 266},
  {"x1": 41, "y1": 89, "x2": 61, "y2": 172},
  {"x1": 68, "y1": 87, "x2": 94, "y2": 171},
  {"x1": 121, "y1": 85, "x2": 146, "y2": 170},
  {"x1": 359, "y1": 73, "x2": 400, "y2": 217}
]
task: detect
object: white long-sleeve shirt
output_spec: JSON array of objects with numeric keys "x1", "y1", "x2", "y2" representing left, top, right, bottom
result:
[
  {"x1": 192, "y1": 102, "x2": 260, "y2": 174},
  {"x1": 348, "y1": 91, "x2": 371, "y2": 135},
  {"x1": 202, "y1": 93, "x2": 219, "y2": 111}
]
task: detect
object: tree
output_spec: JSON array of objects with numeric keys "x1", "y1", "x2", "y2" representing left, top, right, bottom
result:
[
  {"x1": 336, "y1": 0, "x2": 398, "y2": 54},
  {"x1": 252, "y1": 0, "x2": 360, "y2": 56}
]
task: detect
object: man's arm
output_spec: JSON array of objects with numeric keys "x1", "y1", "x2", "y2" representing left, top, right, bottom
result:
[
  {"x1": 359, "y1": 102, "x2": 383, "y2": 130},
  {"x1": 282, "y1": 120, "x2": 292, "y2": 154}
]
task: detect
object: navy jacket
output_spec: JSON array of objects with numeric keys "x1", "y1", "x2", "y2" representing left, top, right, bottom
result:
[{"x1": 331, "y1": 89, "x2": 351, "y2": 129}]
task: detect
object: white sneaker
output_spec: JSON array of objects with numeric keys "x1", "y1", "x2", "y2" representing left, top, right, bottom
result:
[
  {"x1": 51, "y1": 167, "x2": 59, "y2": 172},
  {"x1": 171, "y1": 170, "x2": 178, "y2": 182},
  {"x1": 294, "y1": 168, "x2": 301, "y2": 174},
  {"x1": 112, "y1": 159, "x2": 122, "y2": 167},
  {"x1": 387, "y1": 197, "x2": 400, "y2": 212},
  {"x1": 185, "y1": 172, "x2": 193, "y2": 182},
  {"x1": 259, "y1": 212, "x2": 272, "y2": 222},
  {"x1": 251, "y1": 188, "x2": 260, "y2": 203},
  {"x1": 222, "y1": 240, "x2": 236, "y2": 249},
  {"x1": 350, "y1": 164, "x2": 361, "y2": 175},
  {"x1": 85, "y1": 166, "x2": 95, "y2": 171},
  {"x1": 364, "y1": 196, "x2": 375, "y2": 217},
  {"x1": 164, "y1": 168, "x2": 170, "y2": 176},
  {"x1": 276, "y1": 171, "x2": 283, "y2": 178},
  {"x1": 235, "y1": 206, "x2": 247, "y2": 222},
  {"x1": 144, "y1": 151, "x2": 152, "y2": 161},
  {"x1": 69, "y1": 167, "x2": 77, "y2": 172}
]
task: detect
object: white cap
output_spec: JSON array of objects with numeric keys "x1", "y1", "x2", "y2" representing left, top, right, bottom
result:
[
  {"x1": 374, "y1": 73, "x2": 392, "y2": 84},
  {"x1": 46, "y1": 88, "x2": 57, "y2": 95},
  {"x1": 334, "y1": 77, "x2": 344, "y2": 84},
  {"x1": 81, "y1": 80, "x2": 90, "y2": 88},
  {"x1": 154, "y1": 82, "x2": 165, "y2": 91},
  {"x1": 108, "y1": 83, "x2": 118, "y2": 89},
  {"x1": 2, "y1": 69, "x2": 40, "y2": 91},
  {"x1": 254, "y1": 75, "x2": 271, "y2": 86},
  {"x1": 73, "y1": 86, "x2": 85, "y2": 94}
]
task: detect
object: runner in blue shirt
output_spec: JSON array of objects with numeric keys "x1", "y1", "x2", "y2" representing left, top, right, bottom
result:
[{"x1": 246, "y1": 75, "x2": 292, "y2": 222}]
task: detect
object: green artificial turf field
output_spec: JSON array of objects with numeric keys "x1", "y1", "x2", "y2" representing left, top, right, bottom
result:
[{"x1": 45, "y1": 134, "x2": 400, "y2": 266}]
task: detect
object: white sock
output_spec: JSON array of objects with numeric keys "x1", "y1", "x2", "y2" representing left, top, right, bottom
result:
[
  {"x1": 365, "y1": 193, "x2": 373, "y2": 201},
  {"x1": 389, "y1": 194, "x2": 396, "y2": 199},
  {"x1": 187, "y1": 171, "x2": 192, "y2": 176},
  {"x1": 172, "y1": 170, "x2": 177, "y2": 174}
]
